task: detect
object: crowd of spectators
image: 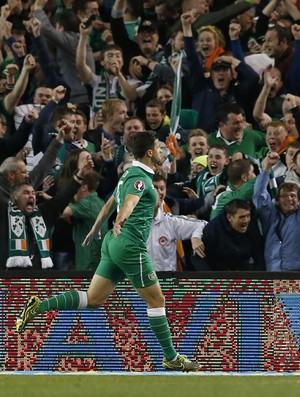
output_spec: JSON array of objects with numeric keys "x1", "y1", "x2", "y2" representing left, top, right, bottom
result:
[{"x1": 1, "y1": 0, "x2": 300, "y2": 272}]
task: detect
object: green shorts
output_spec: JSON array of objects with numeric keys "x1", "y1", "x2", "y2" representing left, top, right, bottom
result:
[{"x1": 95, "y1": 230, "x2": 158, "y2": 288}]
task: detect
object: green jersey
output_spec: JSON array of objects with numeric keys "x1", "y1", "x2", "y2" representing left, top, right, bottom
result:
[
  {"x1": 113, "y1": 161, "x2": 156, "y2": 244},
  {"x1": 69, "y1": 192, "x2": 108, "y2": 271},
  {"x1": 208, "y1": 129, "x2": 267, "y2": 159}
]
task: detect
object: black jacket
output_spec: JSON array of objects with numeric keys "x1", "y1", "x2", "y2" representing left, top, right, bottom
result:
[{"x1": 201, "y1": 208, "x2": 265, "y2": 271}]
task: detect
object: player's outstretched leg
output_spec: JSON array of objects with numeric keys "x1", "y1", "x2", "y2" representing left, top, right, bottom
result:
[
  {"x1": 162, "y1": 354, "x2": 199, "y2": 372},
  {"x1": 15, "y1": 290, "x2": 87, "y2": 333},
  {"x1": 15, "y1": 296, "x2": 41, "y2": 333}
]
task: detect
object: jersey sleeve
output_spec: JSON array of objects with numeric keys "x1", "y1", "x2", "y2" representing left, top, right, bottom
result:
[
  {"x1": 123, "y1": 175, "x2": 149, "y2": 197},
  {"x1": 113, "y1": 174, "x2": 150, "y2": 205}
]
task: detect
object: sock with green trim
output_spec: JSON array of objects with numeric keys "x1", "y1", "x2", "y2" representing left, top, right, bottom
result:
[
  {"x1": 38, "y1": 290, "x2": 88, "y2": 314},
  {"x1": 147, "y1": 307, "x2": 177, "y2": 361}
]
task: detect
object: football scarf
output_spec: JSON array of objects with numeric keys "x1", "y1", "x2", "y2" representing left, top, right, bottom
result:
[{"x1": 6, "y1": 201, "x2": 53, "y2": 269}]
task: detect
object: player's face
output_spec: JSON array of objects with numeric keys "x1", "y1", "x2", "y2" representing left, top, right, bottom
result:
[
  {"x1": 151, "y1": 139, "x2": 162, "y2": 165},
  {"x1": 227, "y1": 208, "x2": 251, "y2": 234}
]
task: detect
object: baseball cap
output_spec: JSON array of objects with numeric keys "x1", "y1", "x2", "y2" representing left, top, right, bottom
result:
[
  {"x1": 211, "y1": 59, "x2": 231, "y2": 71},
  {"x1": 137, "y1": 20, "x2": 158, "y2": 34}
]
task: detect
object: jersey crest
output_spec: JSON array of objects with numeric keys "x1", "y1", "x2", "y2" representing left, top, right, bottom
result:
[{"x1": 134, "y1": 180, "x2": 145, "y2": 191}]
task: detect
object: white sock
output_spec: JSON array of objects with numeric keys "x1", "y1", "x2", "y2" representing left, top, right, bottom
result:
[{"x1": 77, "y1": 291, "x2": 88, "y2": 309}]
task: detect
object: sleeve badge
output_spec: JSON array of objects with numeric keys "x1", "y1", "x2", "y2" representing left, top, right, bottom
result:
[{"x1": 134, "y1": 180, "x2": 145, "y2": 191}]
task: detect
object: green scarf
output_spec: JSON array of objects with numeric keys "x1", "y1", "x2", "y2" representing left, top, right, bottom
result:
[{"x1": 7, "y1": 201, "x2": 54, "y2": 269}]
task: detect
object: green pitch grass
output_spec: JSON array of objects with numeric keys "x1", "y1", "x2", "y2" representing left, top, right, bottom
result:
[{"x1": 1, "y1": 375, "x2": 300, "y2": 397}]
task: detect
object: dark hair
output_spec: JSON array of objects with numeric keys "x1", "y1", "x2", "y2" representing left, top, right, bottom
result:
[
  {"x1": 225, "y1": 199, "x2": 251, "y2": 215},
  {"x1": 10, "y1": 179, "x2": 32, "y2": 198},
  {"x1": 267, "y1": 25, "x2": 291, "y2": 45},
  {"x1": 57, "y1": 149, "x2": 86, "y2": 189},
  {"x1": 146, "y1": 99, "x2": 166, "y2": 114},
  {"x1": 132, "y1": 130, "x2": 157, "y2": 159},
  {"x1": 208, "y1": 143, "x2": 229, "y2": 158},
  {"x1": 153, "y1": 173, "x2": 167, "y2": 184},
  {"x1": 100, "y1": 44, "x2": 123, "y2": 62},
  {"x1": 227, "y1": 159, "x2": 252, "y2": 185},
  {"x1": 288, "y1": 140, "x2": 300, "y2": 150},
  {"x1": 216, "y1": 103, "x2": 244, "y2": 124},
  {"x1": 124, "y1": 116, "x2": 145, "y2": 128},
  {"x1": 82, "y1": 170, "x2": 100, "y2": 191},
  {"x1": 74, "y1": 109, "x2": 87, "y2": 123},
  {"x1": 50, "y1": 105, "x2": 75, "y2": 127},
  {"x1": 54, "y1": 13, "x2": 80, "y2": 33},
  {"x1": 72, "y1": 0, "x2": 91, "y2": 14},
  {"x1": 157, "y1": 84, "x2": 174, "y2": 95}
]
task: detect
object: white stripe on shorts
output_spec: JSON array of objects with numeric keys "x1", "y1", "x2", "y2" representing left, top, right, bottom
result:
[{"x1": 139, "y1": 253, "x2": 144, "y2": 287}]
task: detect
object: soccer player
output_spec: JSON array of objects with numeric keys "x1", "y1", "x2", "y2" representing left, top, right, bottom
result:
[{"x1": 15, "y1": 130, "x2": 199, "y2": 372}]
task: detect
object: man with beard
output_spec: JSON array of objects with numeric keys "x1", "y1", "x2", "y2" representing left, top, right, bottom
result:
[{"x1": 16, "y1": 131, "x2": 199, "y2": 372}]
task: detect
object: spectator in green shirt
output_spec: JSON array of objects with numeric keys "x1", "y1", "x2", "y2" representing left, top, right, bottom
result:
[
  {"x1": 61, "y1": 170, "x2": 108, "y2": 270},
  {"x1": 208, "y1": 103, "x2": 267, "y2": 159},
  {"x1": 210, "y1": 158, "x2": 257, "y2": 219}
]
